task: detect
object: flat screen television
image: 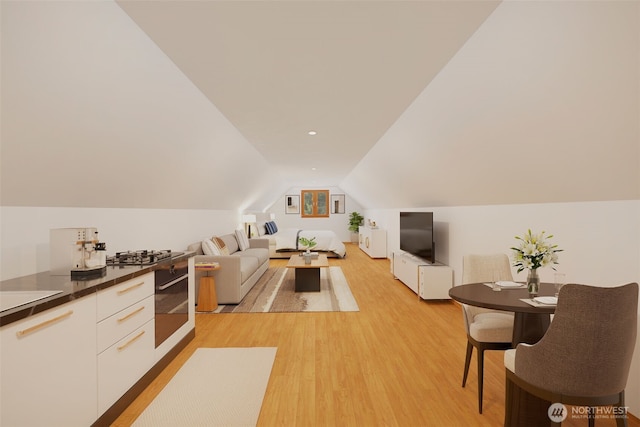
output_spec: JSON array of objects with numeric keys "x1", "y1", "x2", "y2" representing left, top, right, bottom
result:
[{"x1": 399, "y1": 211, "x2": 434, "y2": 263}]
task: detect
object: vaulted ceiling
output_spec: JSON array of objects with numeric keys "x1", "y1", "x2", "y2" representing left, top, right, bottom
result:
[
  {"x1": 2, "y1": 1, "x2": 637, "y2": 211},
  {"x1": 116, "y1": 0, "x2": 500, "y2": 187}
]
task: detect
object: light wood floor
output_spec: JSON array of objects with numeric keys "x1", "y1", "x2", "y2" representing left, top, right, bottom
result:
[{"x1": 113, "y1": 243, "x2": 639, "y2": 426}]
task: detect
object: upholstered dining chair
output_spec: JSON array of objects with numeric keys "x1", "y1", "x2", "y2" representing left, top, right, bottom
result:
[
  {"x1": 460, "y1": 254, "x2": 515, "y2": 414},
  {"x1": 504, "y1": 282, "x2": 638, "y2": 427}
]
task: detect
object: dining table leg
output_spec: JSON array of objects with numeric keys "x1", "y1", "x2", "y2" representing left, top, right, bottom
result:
[{"x1": 512, "y1": 312, "x2": 551, "y2": 346}]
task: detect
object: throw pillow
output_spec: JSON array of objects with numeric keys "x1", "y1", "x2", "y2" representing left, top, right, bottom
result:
[
  {"x1": 212, "y1": 236, "x2": 230, "y2": 255},
  {"x1": 202, "y1": 239, "x2": 221, "y2": 256},
  {"x1": 235, "y1": 229, "x2": 250, "y2": 251},
  {"x1": 265, "y1": 221, "x2": 277, "y2": 235},
  {"x1": 258, "y1": 223, "x2": 267, "y2": 236},
  {"x1": 271, "y1": 221, "x2": 278, "y2": 233}
]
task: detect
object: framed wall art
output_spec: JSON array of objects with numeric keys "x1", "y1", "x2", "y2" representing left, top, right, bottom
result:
[
  {"x1": 331, "y1": 194, "x2": 345, "y2": 214},
  {"x1": 285, "y1": 195, "x2": 300, "y2": 214}
]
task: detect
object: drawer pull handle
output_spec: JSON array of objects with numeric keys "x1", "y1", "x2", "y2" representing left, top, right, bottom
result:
[
  {"x1": 117, "y1": 330, "x2": 145, "y2": 351},
  {"x1": 16, "y1": 310, "x2": 73, "y2": 337},
  {"x1": 117, "y1": 281, "x2": 144, "y2": 295},
  {"x1": 117, "y1": 306, "x2": 145, "y2": 323}
]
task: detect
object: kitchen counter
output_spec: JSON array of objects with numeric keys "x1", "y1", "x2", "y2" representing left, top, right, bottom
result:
[{"x1": 0, "y1": 251, "x2": 195, "y2": 327}]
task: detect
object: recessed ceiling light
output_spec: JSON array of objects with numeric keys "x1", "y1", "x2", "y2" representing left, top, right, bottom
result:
[
  {"x1": 311, "y1": 167, "x2": 317, "y2": 171},
  {"x1": 307, "y1": 130, "x2": 317, "y2": 136}
]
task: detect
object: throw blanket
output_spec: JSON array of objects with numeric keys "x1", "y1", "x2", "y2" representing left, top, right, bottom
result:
[{"x1": 274, "y1": 229, "x2": 346, "y2": 258}]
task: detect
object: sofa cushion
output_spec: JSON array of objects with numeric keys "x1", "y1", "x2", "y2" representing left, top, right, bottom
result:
[
  {"x1": 265, "y1": 221, "x2": 276, "y2": 234},
  {"x1": 238, "y1": 256, "x2": 259, "y2": 283},
  {"x1": 219, "y1": 234, "x2": 239, "y2": 254},
  {"x1": 202, "y1": 239, "x2": 221, "y2": 256},
  {"x1": 235, "y1": 229, "x2": 250, "y2": 251},
  {"x1": 238, "y1": 248, "x2": 269, "y2": 265},
  {"x1": 212, "y1": 236, "x2": 230, "y2": 255}
]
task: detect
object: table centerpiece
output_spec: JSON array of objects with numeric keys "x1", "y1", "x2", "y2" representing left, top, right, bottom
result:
[{"x1": 511, "y1": 229, "x2": 562, "y2": 297}]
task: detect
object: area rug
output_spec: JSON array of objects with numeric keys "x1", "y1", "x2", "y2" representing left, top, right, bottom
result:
[
  {"x1": 132, "y1": 347, "x2": 277, "y2": 427},
  {"x1": 215, "y1": 266, "x2": 359, "y2": 313}
]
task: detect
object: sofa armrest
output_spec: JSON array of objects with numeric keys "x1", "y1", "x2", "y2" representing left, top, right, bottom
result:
[
  {"x1": 249, "y1": 238, "x2": 269, "y2": 250},
  {"x1": 195, "y1": 254, "x2": 244, "y2": 303}
]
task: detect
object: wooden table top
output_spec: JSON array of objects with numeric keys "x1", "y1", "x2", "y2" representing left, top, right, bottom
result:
[
  {"x1": 286, "y1": 253, "x2": 329, "y2": 268},
  {"x1": 448, "y1": 282, "x2": 557, "y2": 314}
]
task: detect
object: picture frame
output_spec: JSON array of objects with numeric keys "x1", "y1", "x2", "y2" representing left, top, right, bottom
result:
[
  {"x1": 330, "y1": 194, "x2": 345, "y2": 214},
  {"x1": 285, "y1": 195, "x2": 300, "y2": 214}
]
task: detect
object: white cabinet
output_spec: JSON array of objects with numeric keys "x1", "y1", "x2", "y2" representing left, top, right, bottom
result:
[
  {"x1": 359, "y1": 226, "x2": 387, "y2": 258},
  {"x1": 393, "y1": 252, "x2": 420, "y2": 294},
  {"x1": 97, "y1": 272, "x2": 155, "y2": 415},
  {"x1": 418, "y1": 265, "x2": 453, "y2": 300},
  {"x1": 0, "y1": 294, "x2": 98, "y2": 427},
  {"x1": 393, "y1": 252, "x2": 452, "y2": 300},
  {"x1": 97, "y1": 319, "x2": 155, "y2": 414}
]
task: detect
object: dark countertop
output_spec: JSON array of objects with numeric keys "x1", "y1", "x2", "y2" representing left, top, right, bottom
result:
[{"x1": 0, "y1": 251, "x2": 195, "y2": 327}]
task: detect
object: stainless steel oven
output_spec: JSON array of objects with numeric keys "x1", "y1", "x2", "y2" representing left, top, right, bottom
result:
[{"x1": 154, "y1": 260, "x2": 189, "y2": 348}]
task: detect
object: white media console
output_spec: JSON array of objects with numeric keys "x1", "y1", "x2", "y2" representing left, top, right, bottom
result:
[{"x1": 392, "y1": 251, "x2": 453, "y2": 300}]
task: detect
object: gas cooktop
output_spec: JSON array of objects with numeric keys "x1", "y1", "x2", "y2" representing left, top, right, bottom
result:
[{"x1": 106, "y1": 250, "x2": 182, "y2": 266}]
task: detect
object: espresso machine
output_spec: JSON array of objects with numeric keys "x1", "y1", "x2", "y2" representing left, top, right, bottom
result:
[{"x1": 50, "y1": 227, "x2": 107, "y2": 278}]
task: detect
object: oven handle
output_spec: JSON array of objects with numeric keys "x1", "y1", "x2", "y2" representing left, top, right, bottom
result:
[{"x1": 157, "y1": 273, "x2": 188, "y2": 291}]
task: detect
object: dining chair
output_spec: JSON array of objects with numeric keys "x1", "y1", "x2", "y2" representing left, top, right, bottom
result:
[
  {"x1": 460, "y1": 253, "x2": 515, "y2": 414},
  {"x1": 504, "y1": 282, "x2": 638, "y2": 427}
]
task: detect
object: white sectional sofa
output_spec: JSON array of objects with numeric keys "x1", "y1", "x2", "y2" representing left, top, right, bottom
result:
[{"x1": 188, "y1": 232, "x2": 269, "y2": 304}]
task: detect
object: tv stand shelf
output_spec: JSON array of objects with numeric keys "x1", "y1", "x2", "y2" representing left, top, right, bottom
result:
[{"x1": 393, "y1": 252, "x2": 452, "y2": 300}]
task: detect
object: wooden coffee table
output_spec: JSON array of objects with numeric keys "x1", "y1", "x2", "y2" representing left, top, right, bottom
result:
[{"x1": 286, "y1": 254, "x2": 329, "y2": 292}]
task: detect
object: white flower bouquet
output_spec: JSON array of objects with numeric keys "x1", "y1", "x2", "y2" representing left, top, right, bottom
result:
[{"x1": 511, "y1": 229, "x2": 562, "y2": 273}]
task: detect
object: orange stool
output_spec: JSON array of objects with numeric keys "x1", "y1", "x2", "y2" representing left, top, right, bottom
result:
[{"x1": 195, "y1": 263, "x2": 221, "y2": 312}]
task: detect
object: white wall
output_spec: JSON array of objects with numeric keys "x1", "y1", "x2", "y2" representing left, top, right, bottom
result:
[
  {"x1": 365, "y1": 200, "x2": 640, "y2": 416},
  {"x1": 0, "y1": 206, "x2": 241, "y2": 280},
  {"x1": 245, "y1": 187, "x2": 364, "y2": 243}
]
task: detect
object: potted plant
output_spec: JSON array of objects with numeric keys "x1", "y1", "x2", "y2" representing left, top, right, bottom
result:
[
  {"x1": 298, "y1": 236, "x2": 317, "y2": 253},
  {"x1": 298, "y1": 236, "x2": 317, "y2": 264},
  {"x1": 348, "y1": 211, "x2": 364, "y2": 243}
]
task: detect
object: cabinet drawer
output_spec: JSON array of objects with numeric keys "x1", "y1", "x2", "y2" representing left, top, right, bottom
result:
[
  {"x1": 97, "y1": 295, "x2": 154, "y2": 354},
  {"x1": 1, "y1": 295, "x2": 98, "y2": 427},
  {"x1": 97, "y1": 272, "x2": 153, "y2": 321},
  {"x1": 97, "y1": 319, "x2": 155, "y2": 415}
]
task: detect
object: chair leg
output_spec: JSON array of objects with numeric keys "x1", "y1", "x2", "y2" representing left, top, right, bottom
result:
[
  {"x1": 617, "y1": 415, "x2": 628, "y2": 427},
  {"x1": 477, "y1": 347, "x2": 485, "y2": 414},
  {"x1": 462, "y1": 341, "x2": 473, "y2": 387},
  {"x1": 616, "y1": 391, "x2": 628, "y2": 427}
]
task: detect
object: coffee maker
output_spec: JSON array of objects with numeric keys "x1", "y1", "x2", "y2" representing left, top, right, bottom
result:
[{"x1": 50, "y1": 227, "x2": 107, "y2": 278}]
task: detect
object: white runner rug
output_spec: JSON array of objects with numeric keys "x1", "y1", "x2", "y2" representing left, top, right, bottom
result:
[{"x1": 133, "y1": 347, "x2": 277, "y2": 427}]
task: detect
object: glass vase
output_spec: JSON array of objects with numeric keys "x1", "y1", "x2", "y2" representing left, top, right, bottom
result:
[{"x1": 527, "y1": 269, "x2": 540, "y2": 298}]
